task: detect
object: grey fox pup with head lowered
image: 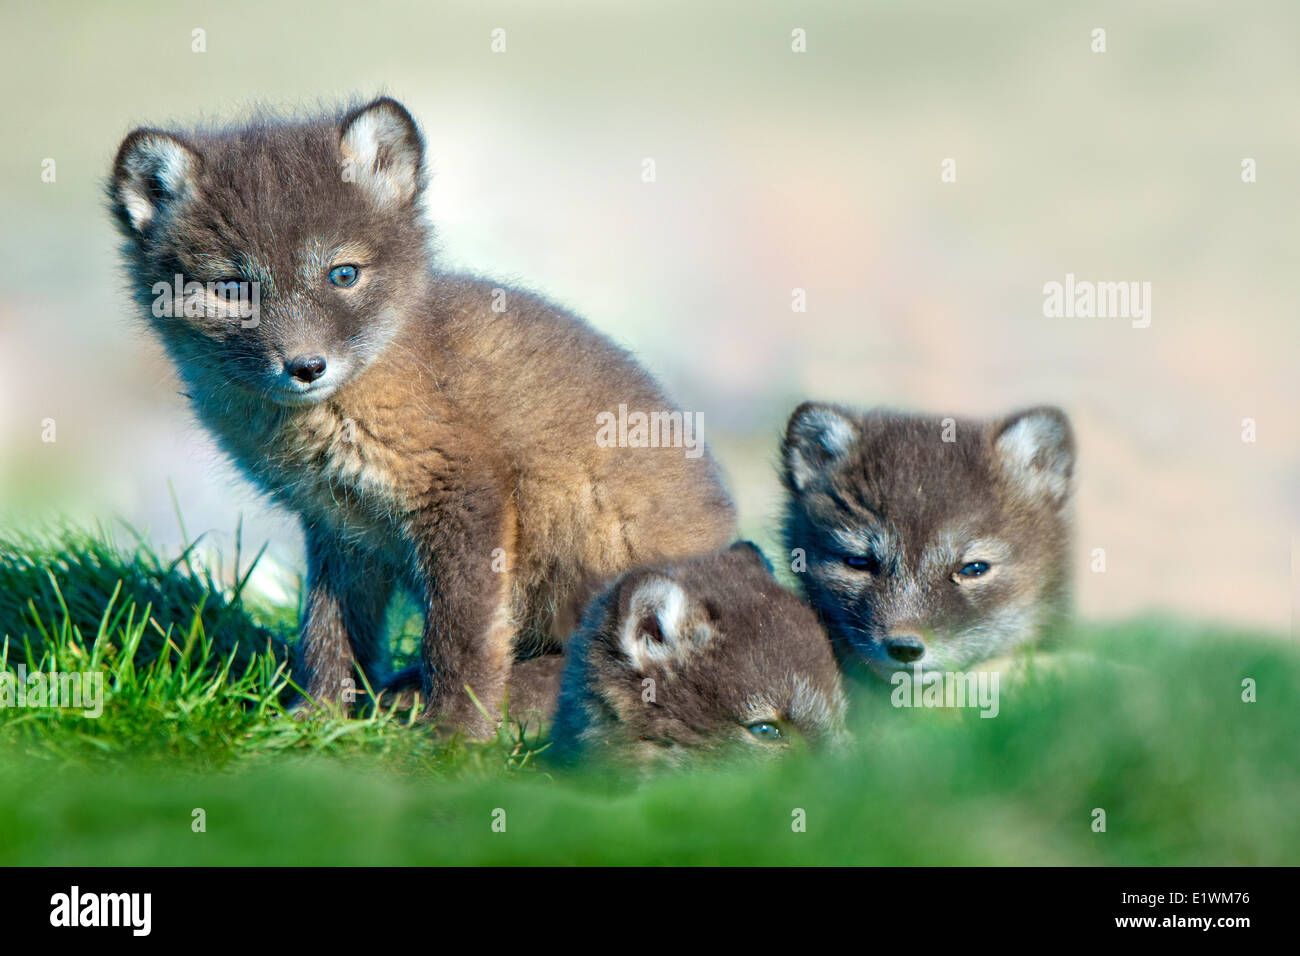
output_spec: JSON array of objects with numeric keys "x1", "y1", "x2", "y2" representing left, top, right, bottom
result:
[
  {"x1": 108, "y1": 97, "x2": 736, "y2": 736},
  {"x1": 547, "y1": 541, "x2": 848, "y2": 768},
  {"x1": 781, "y1": 404, "x2": 1075, "y2": 679}
]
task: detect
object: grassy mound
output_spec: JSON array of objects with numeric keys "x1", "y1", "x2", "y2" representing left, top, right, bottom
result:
[{"x1": 0, "y1": 527, "x2": 1295, "y2": 864}]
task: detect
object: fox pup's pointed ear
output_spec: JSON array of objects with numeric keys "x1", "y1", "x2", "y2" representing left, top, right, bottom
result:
[
  {"x1": 728, "y1": 540, "x2": 775, "y2": 576},
  {"x1": 783, "y1": 402, "x2": 857, "y2": 492},
  {"x1": 339, "y1": 97, "x2": 424, "y2": 206},
  {"x1": 617, "y1": 573, "x2": 701, "y2": 671},
  {"x1": 111, "y1": 129, "x2": 200, "y2": 235},
  {"x1": 993, "y1": 406, "x2": 1075, "y2": 504}
]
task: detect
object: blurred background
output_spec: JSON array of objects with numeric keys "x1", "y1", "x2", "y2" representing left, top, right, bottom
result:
[{"x1": 0, "y1": 0, "x2": 1294, "y2": 634}]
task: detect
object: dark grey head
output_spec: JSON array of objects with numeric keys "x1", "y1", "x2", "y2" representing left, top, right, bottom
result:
[
  {"x1": 549, "y1": 541, "x2": 847, "y2": 769},
  {"x1": 108, "y1": 97, "x2": 431, "y2": 407},
  {"x1": 782, "y1": 403, "x2": 1076, "y2": 677}
]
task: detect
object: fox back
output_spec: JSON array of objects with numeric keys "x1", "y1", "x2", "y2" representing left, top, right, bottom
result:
[{"x1": 781, "y1": 404, "x2": 1075, "y2": 677}]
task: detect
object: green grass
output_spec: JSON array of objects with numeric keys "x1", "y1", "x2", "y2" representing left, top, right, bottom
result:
[{"x1": 0, "y1": 526, "x2": 1296, "y2": 865}]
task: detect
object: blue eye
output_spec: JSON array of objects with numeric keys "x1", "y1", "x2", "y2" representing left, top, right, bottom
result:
[
  {"x1": 958, "y1": 561, "x2": 990, "y2": 578},
  {"x1": 747, "y1": 722, "x2": 784, "y2": 742},
  {"x1": 328, "y1": 264, "x2": 359, "y2": 287},
  {"x1": 844, "y1": 554, "x2": 880, "y2": 574}
]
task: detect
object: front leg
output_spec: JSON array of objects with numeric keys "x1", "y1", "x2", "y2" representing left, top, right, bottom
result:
[
  {"x1": 411, "y1": 490, "x2": 518, "y2": 739},
  {"x1": 295, "y1": 523, "x2": 395, "y2": 711}
]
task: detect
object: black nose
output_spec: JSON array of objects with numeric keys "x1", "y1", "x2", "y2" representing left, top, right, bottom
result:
[
  {"x1": 884, "y1": 634, "x2": 926, "y2": 663},
  {"x1": 286, "y1": 355, "x2": 327, "y2": 383}
]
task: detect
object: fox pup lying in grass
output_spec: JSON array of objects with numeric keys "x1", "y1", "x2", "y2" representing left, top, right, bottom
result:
[
  {"x1": 781, "y1": 404, "x2": 1075, "y2": 679},
  {"x1": 382, "y1": 543, "x2": 847, "y2": 767},
  {"x1": 108, "y1": 98, "x2": 735, "y2": 736},
  {"x1": 549, "y1": 541, "x2": 847, "y2": 768}
]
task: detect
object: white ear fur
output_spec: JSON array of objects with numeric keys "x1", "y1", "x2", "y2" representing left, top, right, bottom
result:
[
  {"x1": 994, "y1": 407, "x2": 1075, "y2": 503},
  {"x1": 784, "y1": 403, "x2": 857, "y2": 492},
  {"x1": 339, "y1": 99, "x2": 423, "y2": 206},
  {"x1": 113, "y1": 132, "x2": 200, "y2": 234},
  {"x1": 619, "y1": 575, "x2": 694, "y2": 670}
]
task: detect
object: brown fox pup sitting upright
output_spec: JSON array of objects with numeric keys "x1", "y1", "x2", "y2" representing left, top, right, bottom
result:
[
  {"x1": 380, "y1": 543, "x2": 847, "y2": 768},
  {"x1": 108, "y1": 98, "x2": 736, "y2": 736},
  {"x1": 781, "y1": 404, "x2": 1075, "y2": 679}
]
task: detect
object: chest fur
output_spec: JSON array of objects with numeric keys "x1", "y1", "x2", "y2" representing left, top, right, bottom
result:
[{"x1": 207, "y1": 399, "x2": 409, "y2": 547}]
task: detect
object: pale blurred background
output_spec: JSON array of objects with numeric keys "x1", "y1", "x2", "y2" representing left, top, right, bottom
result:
[{"x1": 0, "y1": 0, "x2": 1295, "y2": 634}]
